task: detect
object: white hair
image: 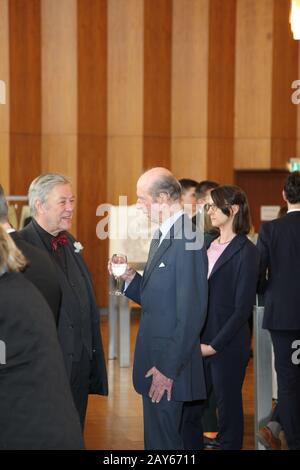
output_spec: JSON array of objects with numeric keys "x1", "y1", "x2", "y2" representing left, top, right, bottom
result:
[{"x1": 28, "y1": 173, "x2": 71, "y2": 216}]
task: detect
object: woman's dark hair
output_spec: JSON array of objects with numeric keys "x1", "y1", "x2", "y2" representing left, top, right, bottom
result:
[{"x1": 210, "y1": 185, "x2": 251, "y2": 235}]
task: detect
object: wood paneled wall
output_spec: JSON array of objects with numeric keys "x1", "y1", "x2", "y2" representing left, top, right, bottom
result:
[
  {"x1": 0, "y1": 0, "x2": 9, "y2": 192},
  {"x1": 1, "y1": 0, "x2": 300, "y2": 305},
  {"x1": 9, "y1": 0, "x2": 41, "y2": 195}
]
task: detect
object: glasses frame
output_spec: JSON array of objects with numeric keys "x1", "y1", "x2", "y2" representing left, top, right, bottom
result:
[{"x1": 204, "y1": 203, "x2": 232, "y2": 213}]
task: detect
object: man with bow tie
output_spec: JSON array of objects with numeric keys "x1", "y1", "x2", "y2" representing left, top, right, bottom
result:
[
  {"x1": 113, "y1": 168, "x2": 208, "y2": 450},
  {"x1": 17, "y1": 173, "x2": 108, "y2": 428}
]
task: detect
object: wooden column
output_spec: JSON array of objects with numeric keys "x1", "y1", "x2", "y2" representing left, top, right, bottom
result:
[
  {"x1": 77, "y1": 0, "x2": 108, "y2": 305},
  {"x1": 235, "y1": 0, "x2": 273, "y2": 170},
  {"x1": 207, "y1": 0, "x2": 236, "y2": 184},
  {"x1": 107, "y1": 0, "x2": 144, "y2": 205},
  {"x1": 143, "y1": 0, "x2": 172, "y2": 171},
  {"x1": 271, "y1": 0, "x2": 298, "y2": 168},
  {"x1": 171, "y1": 0, "x2": 209, "y2": 181},
  {"x1": 9, "y1": 0, "x2": 41, "y2": 195}
]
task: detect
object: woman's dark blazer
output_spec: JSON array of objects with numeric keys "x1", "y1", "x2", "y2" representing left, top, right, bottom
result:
[
  {"x1": 0, "y1": 272, "x2": 84, "y2": 449},
  {"x1": 201, "y1": 234, "x2": 260, "y2": 353}
]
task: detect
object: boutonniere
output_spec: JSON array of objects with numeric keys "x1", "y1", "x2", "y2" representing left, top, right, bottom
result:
[{"x1": 74, "y1": 241, "x2": 84, "y2": 253}]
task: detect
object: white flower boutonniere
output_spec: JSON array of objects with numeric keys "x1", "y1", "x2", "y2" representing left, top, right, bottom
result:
[{"x1": 74, "y1": 241, "x2": 84, "y2": 253}]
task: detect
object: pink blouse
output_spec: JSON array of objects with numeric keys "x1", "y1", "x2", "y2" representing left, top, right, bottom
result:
[{"x1": 207, "y1": 238, "x2": 231, "y2": 278}]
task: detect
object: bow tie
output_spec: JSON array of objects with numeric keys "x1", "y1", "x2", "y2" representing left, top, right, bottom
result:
[{"x1": 51, "y1": 233, "x2": 68, "y2": 252}]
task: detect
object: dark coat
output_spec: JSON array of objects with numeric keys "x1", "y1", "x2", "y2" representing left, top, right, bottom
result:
[
  {"x1": 202, "y1": 234, "x2": 260, "y2": 352},
  {"x1": 17, "y1": 221, "x2": 108, "y2": 395},
  {"x1": 257, "y1": 211, "x2": 300, "y2": 330},
  {"x1": 10, "y1": 231, "x2": 61, "y2": 324},
  {"x1": 125, "y1": 215, "x2": 208, "y2": 402},
  {"x1": 0, "y1": 272, "x2": 84, "y2": 449}
]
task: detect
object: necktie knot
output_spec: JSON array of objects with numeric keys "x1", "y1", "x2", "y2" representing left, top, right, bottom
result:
[{"x1": 51, "y1": 233, "x2": 68, "y2": 252}]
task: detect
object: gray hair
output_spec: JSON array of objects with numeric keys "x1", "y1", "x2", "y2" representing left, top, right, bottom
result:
[
  {"x1": 149, "y1": 175, "x2": 182, "y2": 202},
  {"x1": 29, "y1": 173, "x2": 71, "y2": 216},
  {"x1": 0, "y1": 185, "x2": 8, "y2": 223}
]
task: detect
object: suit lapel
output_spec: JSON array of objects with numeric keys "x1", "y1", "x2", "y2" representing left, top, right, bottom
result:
[
  {"x1": 209, "y1": 234, "x2": 246, "y2": 278},
  {"x1": 142, "y1": 237, "x2": 171, "y2": 288},
  {"x1": 22, "y1": 222, "x2": 48, "y2": 251},
  {"x1": 142, "y1": 214, "x2": 185, "y2": 288}
]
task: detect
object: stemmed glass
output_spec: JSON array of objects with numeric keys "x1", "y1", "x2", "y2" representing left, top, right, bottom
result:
[{"x1": 110, "y1": 253, "x2": 128, "y2": 296}]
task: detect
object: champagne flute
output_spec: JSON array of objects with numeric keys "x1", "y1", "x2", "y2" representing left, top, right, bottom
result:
[{"x1": 110, "y1": 253, "x2": 128, "y2": 296}]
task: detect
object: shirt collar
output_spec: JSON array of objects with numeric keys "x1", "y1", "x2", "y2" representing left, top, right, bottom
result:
[
  {"x1": 159, "y1": 210, "x2": 184, "y2": 244},
  {"x1": 287, "y1": 208, "x2": 300, "y2": 213}
]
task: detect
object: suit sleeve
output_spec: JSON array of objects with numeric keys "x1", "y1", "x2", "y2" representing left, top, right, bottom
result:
[
  {"x1": 157, "y1": 241, "x2": 208, "y2": 380},
  {"x1": 124, "y1": 272, "x2": 142, "y2": 306},
  {"x1": 210, "y1": 245, "x2": 260, "y2": 352}
]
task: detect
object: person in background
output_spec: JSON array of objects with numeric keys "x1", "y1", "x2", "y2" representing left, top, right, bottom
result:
[
  {"x1": 195, "y1": 180, "x2": 220, "y2": 449},
  {"x1": 179, "y1": 178, "x2": 198, "y2": 222},
  {"x1": 0, "y1": 184, "x2": 61, "y2": 324},
  {"x1": 256, "y1": 203, "x2": 289, "y2": 451},
  {"x1": 17, "y1": 173, "x2": 108, "y2": 428},
  {"x1": 196, "y1": 180, "x2": 220, "y2": 207},
  {"x1": 257, "y1": 171, "x2": 300, "y2": 450},
  {"x1": 0, "y1": 225, "x2": 84, "y2": 449},
  {"x1": 199, "y1": 185, "x2": 260, "y2": 449}
]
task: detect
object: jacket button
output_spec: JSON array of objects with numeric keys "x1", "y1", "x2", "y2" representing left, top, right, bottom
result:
[{"x1": 69, "y1": 324, "x2": 74, "y2": 329}]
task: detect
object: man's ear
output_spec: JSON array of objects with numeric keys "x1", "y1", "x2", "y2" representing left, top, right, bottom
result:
[
  {"x1": 282, "y1": 190, "x2": 288, "y2": 203},
  {"x1": 158, "y1": 192, "x2": 170, "y2": 204},
  {"x1": 35, "y1": 199, "x2": 45, "y2": 215}
]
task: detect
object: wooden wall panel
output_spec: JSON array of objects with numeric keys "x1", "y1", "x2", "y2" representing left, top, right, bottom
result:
[
  {"x1": 271, "y1": 0, "x2": 298, "y2": 168},
  {"x1": 107, "y1": 0, "x2": 143, "y2": 204},
  {"x1": 172, "y1": 139, "x2": 207, "y2": 181},
  {"x1": 0, "y1": 0, "x2": 9, "y2": 192},
  {"x1": 234, "y1": 0, "x2": 273, "y2": 169},
  {"x1": 143, "y1": 0, "x2": 172, "y2": 170},
  {"x1": 235, "y1": 170, "x2": 289, "y2": 231},
  {"x1": 9, "y1": 0, "x2": 41, "y2": 195},
  {"x1": 41, "y1": 0, "x2": 77, "y2": 232},
  {"x1": 77, "y1": 0, "x2": 108, "y2": 306},
  {"x1": 171, "y1": 0, "x2": 209, "y2": 180},
  {"x1": 207, "y1": 0, "x2": 236, "y2": 184}
]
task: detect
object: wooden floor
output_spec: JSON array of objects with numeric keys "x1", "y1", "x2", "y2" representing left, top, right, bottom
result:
[{"x1": 84, "y1": 315, "x2": 255, "y2": 450}]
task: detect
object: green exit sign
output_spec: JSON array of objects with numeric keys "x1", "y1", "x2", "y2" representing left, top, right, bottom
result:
[{"x1": 290, "y1": 159, "x2": 300, "y2": 172}]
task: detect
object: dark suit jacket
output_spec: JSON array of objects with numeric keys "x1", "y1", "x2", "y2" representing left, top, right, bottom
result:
[
  {"x1": 0, "y1": 272, "x2": 84, "y2": 449},
  {"x1": 125, "y1": 214, "x2": 208, "y2": 402},
  {"x1": 10, "y1": 231, "x2": 61, "y2": 324},
  {"x1": 17, "y1": 221, "x2": 108, "y2": 396},
  {"x1": 201, "y1": 234, "x2": 260, "y2": 353},
  {"x1": 257, "y1": 211, "x2": 300, "y2": 330}
]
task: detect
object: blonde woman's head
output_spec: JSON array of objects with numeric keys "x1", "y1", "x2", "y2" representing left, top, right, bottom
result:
[{"x1": 0, "y1": 224, "x2": 27, "y2": 273}]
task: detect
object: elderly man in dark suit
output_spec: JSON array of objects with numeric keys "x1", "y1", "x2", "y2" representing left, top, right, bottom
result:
[
  {"x1": 257, "y1": 171, "x2": 300, "y2": 450},
  {"x1": 112, "y1": 167, "x2": 208, "y2": 450},
  {"x1": 17, "y1": 174, "x2": 108, "y2": 428}
]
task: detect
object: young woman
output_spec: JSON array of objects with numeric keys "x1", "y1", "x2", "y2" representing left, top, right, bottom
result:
[{"x1": 200, "y1": 185, "x2": 260, "y2": 450}]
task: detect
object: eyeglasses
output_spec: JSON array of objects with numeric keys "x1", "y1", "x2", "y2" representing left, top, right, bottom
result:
[{"x1": 204, "y1": 203, "x2": 231, "y2": 213}]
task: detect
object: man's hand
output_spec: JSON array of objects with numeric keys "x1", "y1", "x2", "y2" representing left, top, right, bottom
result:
[
  {"x1": 201, "y1": 344, "x2": 217, "y2": 357},
  {"x1": 145, "y1": 366, "x2": 173, "y2": 403},
  {"x1": 107, "y1": 260, "x2": 136, "y2": 284}
]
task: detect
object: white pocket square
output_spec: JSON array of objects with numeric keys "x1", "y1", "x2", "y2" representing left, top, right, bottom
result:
[{"x1": 159, "y1": 262, "x2": 166, "y2": 268}]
